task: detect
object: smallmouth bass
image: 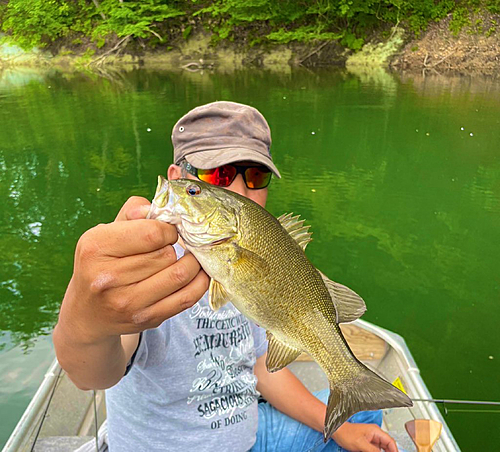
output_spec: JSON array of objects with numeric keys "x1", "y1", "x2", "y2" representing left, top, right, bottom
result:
[{"x1": 148, "y1": 177, "x2": 412, "y2": 440}]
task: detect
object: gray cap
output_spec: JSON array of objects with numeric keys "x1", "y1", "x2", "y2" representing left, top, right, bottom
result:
[{"x1": 172, "y1": 101, "x2": 281, "y2": 178}]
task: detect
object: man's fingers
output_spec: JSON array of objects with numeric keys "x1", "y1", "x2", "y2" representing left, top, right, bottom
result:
[
  {"x1": 132, "y1": 253, "x2": 204, "y2": 305},
  {"x1": 381, "y1": 437, "x2": 398, "y2": 452},
  {"x1": 80, "y1": 220, "x2": 178, "y2": 258},
  {"x1": 370, "y1": 429, "x2": 398, "y2": 452},
  {"x1": 133, "y1": 269, "x2": 210, "y2": 326},
  {"x1": 92, "y1": 245, "x2": 179, "y2": 288},
  {"x1": 115, "y1": 196, "x2": 151, "y2": 222},
  {"x1": 360, "y1": 441, "x2": 380, "y2": 452}
]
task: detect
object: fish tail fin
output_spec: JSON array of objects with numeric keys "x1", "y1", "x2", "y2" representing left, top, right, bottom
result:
[{"x1": 324, "y1": 365, "x2": 412, "y2": 441}]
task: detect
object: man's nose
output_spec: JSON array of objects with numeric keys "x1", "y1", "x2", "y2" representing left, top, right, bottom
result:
[{"x1": 227, "y1": 174, "x2": 248, "y2": 197}]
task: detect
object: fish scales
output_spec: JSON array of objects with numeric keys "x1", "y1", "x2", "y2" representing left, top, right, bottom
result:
[{"x1": 208, "y1": 192, "x2": 357, "y2": 381}]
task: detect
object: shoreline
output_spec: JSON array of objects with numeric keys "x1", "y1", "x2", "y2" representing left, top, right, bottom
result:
[{"x1": 1, "y1": 18, "x2": 499, "y2": 77}]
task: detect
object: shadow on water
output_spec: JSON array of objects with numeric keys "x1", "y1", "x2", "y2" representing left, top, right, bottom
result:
[{"x1": 0, "y1": 65, "x2": 499, "y2": 450}]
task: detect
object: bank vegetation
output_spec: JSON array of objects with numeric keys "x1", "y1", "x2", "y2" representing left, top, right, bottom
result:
[{"x1": 1, "y1": 0, "x2": 499, "y2": 71}]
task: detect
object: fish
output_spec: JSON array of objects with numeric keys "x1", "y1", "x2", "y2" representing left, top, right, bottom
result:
[{"x1": 148, "y1": 176, "x2": 412, "y2": 440}]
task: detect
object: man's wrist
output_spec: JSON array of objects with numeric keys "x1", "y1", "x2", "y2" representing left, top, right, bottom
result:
[
  {"x1": 57, "y1": 280, "x2": 116, "y2": 346},
  {"x1": 54, "y1": 293, "x2": 119, "y2": 353},
  {"x1": 331, "y1": 421, "x2": 351, "y2": 442},
  {"x1": 53, "y1": 316, "x2": 117, "y2": 350}
]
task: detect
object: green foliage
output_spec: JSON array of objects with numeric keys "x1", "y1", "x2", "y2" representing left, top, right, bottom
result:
[
  {"x1": 488, "y1": 0, "x2": 500, "y2": 13},
  {"x1": 183, "y1": 25, "x2": 193, "y2": 40},
  {"x1": 0, "y1": 0, "x2": 87, "y2": 49},
  {"x1": 450, "y1": 6, "x2": 472, "y2": 36},
  {"x1": 191, "y1": 0, "x2": 462, "y2": 49},
  {"x1": 92, "y1": 0, "x2": 184, "y2": 41},
  {"x1": 266, "y1": 26, "x2": 342, "y2": 44},
  {"x1": 404, "y1": 0, "x2": 455, "y2": 35},
  {"x1": 341, "y1": 31, "x2": 364, "y2": 51},
  {"x1": 1, "y1": 0, "x2": 500, "y2": 51},
  {"x1": 486, "y1": 18, "x2": 497, "y2": 36},
  {"x1": 0, "y1": 0, "x2": 184, "y2": 49}
]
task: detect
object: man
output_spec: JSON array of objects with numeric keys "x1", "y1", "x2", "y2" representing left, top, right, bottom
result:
[{"x1": 54, "y1": 102, "x2": 399, "y2": 452}]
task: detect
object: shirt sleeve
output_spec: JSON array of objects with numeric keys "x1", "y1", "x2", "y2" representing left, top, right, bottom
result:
[
  {"x1": 250, "y1": 323, "x2": 268, "y2": 359},
  {"x1": 124, "y1": 332, "x2": 143, "y2": 376}
]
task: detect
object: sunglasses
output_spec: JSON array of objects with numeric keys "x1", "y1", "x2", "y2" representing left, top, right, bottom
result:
[{"x1": 182, "y1": 162, "x2": 272, "y2": 189}]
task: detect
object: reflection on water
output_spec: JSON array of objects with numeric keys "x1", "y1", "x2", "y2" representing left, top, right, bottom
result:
[
  {"x1": 0, "y1": 335, "x2": 53, "y2": 445},
  {"x1": 0, "y1": 67, "x2": 499, "y2": 450},
  {"x1": 0, "y1": 68, "x2": 47, "y2": 90}
]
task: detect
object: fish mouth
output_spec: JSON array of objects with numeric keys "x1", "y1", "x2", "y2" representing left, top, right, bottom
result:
[
  {"x1": 147, "y1": 176, "x2": 181, "y2": 224},
  {"x1": 147, "y1": 176, "x2": 237, "y2": 248}
]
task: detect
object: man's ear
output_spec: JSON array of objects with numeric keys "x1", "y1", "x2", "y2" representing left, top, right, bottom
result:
[{"x1": 168, "y1": 164, "x2": 182, "y2": 180}]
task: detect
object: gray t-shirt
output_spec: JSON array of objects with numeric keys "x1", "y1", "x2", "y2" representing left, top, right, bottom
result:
[{"x1": 106, "y1": 245, "x2": 268, "y2": 452}]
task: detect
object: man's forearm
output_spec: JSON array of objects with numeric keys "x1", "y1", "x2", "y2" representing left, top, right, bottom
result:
[
  {"x1": 53, "y1": 318, "x2": 128, "y2": 391},
  {"x1": 255, "y1": 356, "x2": 326, "y2": 432}
]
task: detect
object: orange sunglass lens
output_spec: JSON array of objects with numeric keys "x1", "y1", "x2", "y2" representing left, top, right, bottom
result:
[{"x1": 244, "y1": 167, "x2": 271, "y2": 188}]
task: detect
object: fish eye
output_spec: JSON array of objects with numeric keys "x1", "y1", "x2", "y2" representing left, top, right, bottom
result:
[{"x1": 186, "y1": 185, "x2": 201, "y2": 196}]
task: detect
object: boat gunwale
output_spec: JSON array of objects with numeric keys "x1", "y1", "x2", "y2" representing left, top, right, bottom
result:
[
  {"x1": 2, "y1": 359, "x2": 61, "y2": 452},
  {"x1": 354, "y1": 319, "x2": 461, "y2": 452}
]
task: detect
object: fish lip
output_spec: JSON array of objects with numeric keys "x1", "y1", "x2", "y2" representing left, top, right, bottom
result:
[{"x1": 147, "y1": 176, "x2": 181, "y2": 224}]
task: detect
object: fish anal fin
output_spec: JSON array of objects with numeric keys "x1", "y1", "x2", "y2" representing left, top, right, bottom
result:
[
  {"x1": 277, "y1": 213, "x2": 313, "y2": 251},
  {"x1": 208, "y1": 279, "x2": 231, "y2": 311},
  {"x1": 266, "y1": 332, "x2": 301, "y2": 372},
  {"x1": 324, "y1": 366, "x2": 412, "y2": 441},
  {"x1": 319, "y1": 271, "x2": 366, "y2": 323}
]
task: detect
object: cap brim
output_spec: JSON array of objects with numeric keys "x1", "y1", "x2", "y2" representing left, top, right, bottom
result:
[{"x1": 184, "y1": 148, "x2": 281, "y2": 178}]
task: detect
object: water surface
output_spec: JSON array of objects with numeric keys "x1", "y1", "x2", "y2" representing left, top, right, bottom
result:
[{"x1": 1, "y1": 66, "x2": 499, "y2": 450}]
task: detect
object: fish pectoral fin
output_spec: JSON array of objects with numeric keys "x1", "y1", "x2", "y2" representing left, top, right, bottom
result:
[
  {"x1": 233, "y1": 245, "x2": 270, "y2": 281},
  {"x1": 277, "y1": 212, "x2": 313, "y2": 251},
  {"x1": 319, "y1": 271, "x2": 366, "y2": 323},
  {"x1": 208, "y1": 279, "x2": 231, "y2": 311},
  {"x1": 265, "y1": 332, "x2": 301, "y2": 372}
]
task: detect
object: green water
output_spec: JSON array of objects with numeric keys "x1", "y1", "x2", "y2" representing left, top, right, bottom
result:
[{"x1": 1, "y1": 67, "x2": 499, "y2": 450}]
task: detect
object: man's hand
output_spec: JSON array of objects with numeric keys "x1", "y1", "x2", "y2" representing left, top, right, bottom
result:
[
  {"x1": 333, "y1": 422, "x2": 398, "y2": 452},
  {"x1": 64, "y1": 196, "x2": 208, "y2": 340},
  {"x1": 53, "y1": 196, "x2": 209, "y2": 389}
]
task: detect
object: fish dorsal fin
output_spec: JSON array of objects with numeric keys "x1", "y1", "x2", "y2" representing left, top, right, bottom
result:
[
  {"x1": 277, "y1": 213, "x2": 313, "y2": 250},
  {"x1": 208, "y1": 279, "x2": 231, "y2": 311},
  {"x1": 319, "y1": 271, "x2": 366, "y2": 323},
  {"x1": 266, "y1": 332, "x2": 302, "y2": 372}
]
